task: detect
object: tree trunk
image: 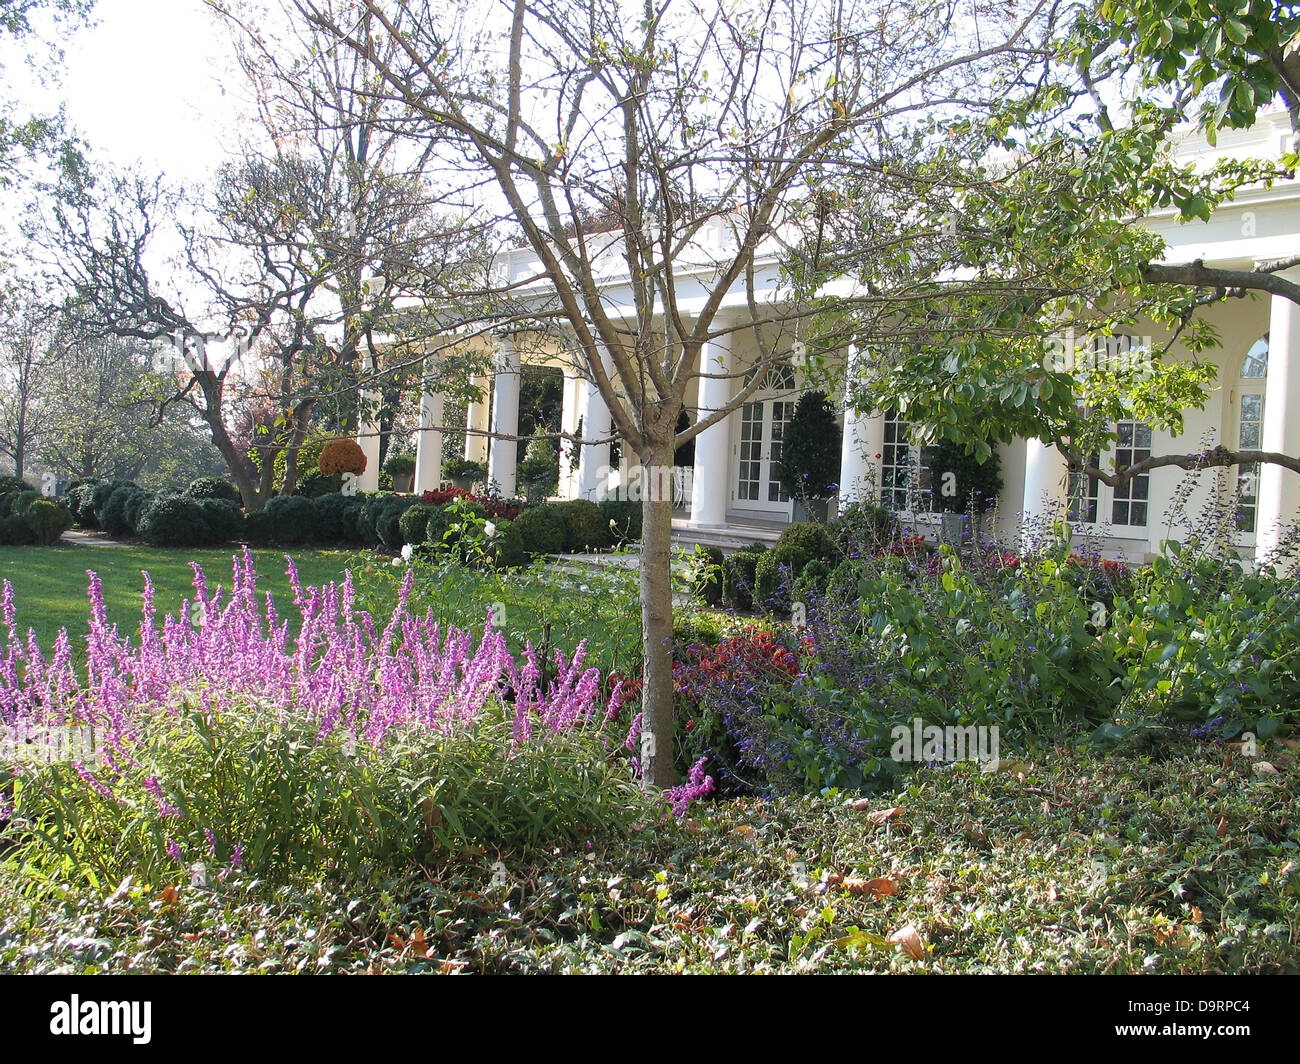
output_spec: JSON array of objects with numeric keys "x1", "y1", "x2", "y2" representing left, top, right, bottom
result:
[{"x1": 638, "y1": 444, "x2": 677, "y2": 789}]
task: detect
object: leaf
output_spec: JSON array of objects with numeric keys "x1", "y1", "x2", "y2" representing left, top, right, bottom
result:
[
  {"x1": 890, "y1": 923, "x2": 926, "y2": 960},
  {"x1": 832, "y1": 928, "x2": 893, "y2": 951},
  {"x1": 158, "y1": 884, "x2": 180, "y2": 905}
]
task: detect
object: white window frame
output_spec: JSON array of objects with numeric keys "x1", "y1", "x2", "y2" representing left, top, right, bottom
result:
[
  {"x1": 1066, "y1": 418, "x2": 1154, "y2": 534},
  {"x1": 878, "y1": 410, "x2": 937, "y2": 522}
]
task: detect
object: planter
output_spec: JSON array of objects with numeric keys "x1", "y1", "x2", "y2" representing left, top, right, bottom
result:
[
  {"x1": 391, "y1": 473, "x2": 414, "y2": 494},
  {"x1": 792, "y1": 497, "x2": 831, "y2": 524}
]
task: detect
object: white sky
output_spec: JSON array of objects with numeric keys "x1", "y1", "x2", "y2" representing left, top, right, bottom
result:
[{"x1": 26, "y1": 0, "x2": 241, "y2": 183}]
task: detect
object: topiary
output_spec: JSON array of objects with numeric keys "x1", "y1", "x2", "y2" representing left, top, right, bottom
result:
[
  {"x1": 0, "y1": 475, "x2": 35, "y2": 497},
  {"x1": 92, "y1": 479, "x2": 137, "y2": 527},
  {"x1": 774, "y1": 521, "x2": 837, "y2": 570},
  {"x1": 491, "y1": 518, "x2": 526, "y2": 569},
  {"x1": 23, "y1": 499, "x2": 73, "y2": 546},
  {"x1": 265, "y1": 494, "x2": 317, "y2": 546},
  {"x1": 185, "y1": 476, "x2": 242, "y2": 503},
  {"x1": 827, "y1": 559, "x2": 862, "y2": 602},
  {"x1": 11, "y1": 489, "x2": 42, "y2": 517},
  {"x1": 398, "y1": 504, "x2": 437, "y2": 547},
  {"x1": 124, "y1": 490, "x2": 154, "y2": 533},
  {"x1": 317, "y1": 438, "x2": 368, "y2": 477},
  {"x1": 137, "y1": 495, "x2": 211, "y2": 548},
  {"x1": 311, "y1": 492, "x2": 353, "y2": 544},
  {"x1": 375, "y1": 497, "x2": 419, "y2": 549},
  {"x1": 722, "y1": 544, "x2": 767, "y2": 611},
  {"x1": 296, "y1": 469, "x2": 342, "y2": 498},
  {"x1": 551, "y1": 499, "x2": 610, "y2": 552},
  {"x1": 792, "y1": 559, "x2": 830, "y2": 609},
  {"x1": 198, "y1": 498, "x2": 245, "y2": 544},
  {"x1": 753, "y1": 545, "x2": 803, "y2": 615},
  {"x1": 506, "y1": 505, "x2": 567, "y2": 558},
  {"x1": 65, "y1": 481, "x2": 103, "y2": 527},
  {"x1": 243, "y1": 509, "x2": 274, "y2": 545},
  {"x1": 101, "y1": 485, "x2": 142, "y2": 536},
  {"x1": 599, "y1": 499, "x2": 642, "y2": 544},
  {"x1": 0, "y1": 513, "x2": 36, "y2": 545},
  {"x1": 778, "y1": 390, "x2": 842, "y2": 500}
]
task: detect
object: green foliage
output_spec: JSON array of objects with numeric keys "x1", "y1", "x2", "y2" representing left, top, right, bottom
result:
[
  {"x1": 551, "y1": 499, "x2": 611, "y2": 552},
  {"x1": 775, "y1": 522, "x2": 837, "y2": 568},
  {"x1": 123, "y1": 490, "x2": 154, "y2": 533},
  {"x1": 828, "y1": 502, "x2": 900, "y2": 555},
  {"x1": 397, "y1": 503, "x2": 437, "y2": 547},
  {"x1": 505, "y1": 505, "x2": 567, "y2": 559},
  {"x1": 243, "y1": 510, "x2": 274, "y2": 546},
  {"x1": 65, "y1": 481, "x2": 102, "y2": 528},
  {"x1": 722, "y1": 544, "x2": 767, "y2": 611},
  {"x1": 295, "y1": 470, "x2": 342, "y2": 498},
  {"x1": 309, "y1": 493, "x2": 354, "y2": 544},
  {"x1": 22, "y1": 499, "x2": 72, "y2": 546},
  {"x1": 0, "y1": 475, "x2": 34, "y2": 496},
  {"x1": 599, "y1": 499, "x2": 642, "y2": 544},
  {"x1": 754, "y1": 545, "x2": 804, "y2": 614},
  {"x1": 778, "y1": 391, "x2": 842, "y2": 499},
  {"x1": 517, "y1": 438, "x2": 559, "y2": 499},
  {"x1": 185, "y1": 477, "x2": 241, "y2": 503},
  {"x1": 443, "y1": 457, "x2": 487, "y2": 485},
  {"x1": 689, "y1": 546, "x2": 725, "y2": 606},
  {"x1": 0, "y1": 513, "x2": 37, "y2": 545},
  {"x1": 11, "y1": 489, "x2": 41, "y2": 516},
  {"x1": 926, "y1": 437, "x2": 1003, "y2": 513},
  {"x1": 266, "y1": 495, "x2": 318, "y2": 546},
  {"x1": 793, "y1": 559, "x2": 831, "y2": 604},
  {"x1": 136, "y1": 495, "x2": 211, "y2": 548},
  {"x1": 198, "y1": 498, "x2": 245, "y2": 545},
  {"x1": 374, "y1": 497, "x2": 419, "y2": 550},
  {"x1": 383, "y1": 452, "x2": 416, "y2": 477},
  {"x1": 100, "y1": 485, "x2": 141, "y2": 536},
  {"x1": 91, "y1": 480, "x2": 137, "y2": 527}
]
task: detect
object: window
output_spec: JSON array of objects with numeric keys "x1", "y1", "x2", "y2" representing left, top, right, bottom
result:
[
  {"x1": 1067, "y1": 419, "x2": 1152, "y2": 529},
  {"x1": 1236, "y1": 336, "x2": 1268, "y2": 533},
  {"x1": 879, "y1": 411, "x2": 933, "y2": 514}
]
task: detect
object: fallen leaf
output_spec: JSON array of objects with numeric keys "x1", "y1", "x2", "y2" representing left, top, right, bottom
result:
[
  {"x1": 890, "y1": 923, "x2": 926, "y2": 960},
  {"x1": 1253, "y1": 761, "x2": 1279, "y2": 775},
  {"x1": 1190, "y1": 906, "x2": 1204, "y2": 923},
  {"x1": 410, "y1": 927, "x2": 429, "y2": 959},
  {"x1": 1216, "y1": 816, "x2": 1228, "y2": 837},
  {"x1": 683, "y1": 819, "x2": 705, "y2": 834},
  {"x1": 838, "y1": 876, "x2": 900, "y2": 897},
  {"x1": 158, "y1": 884, "x2": 180, "y2": 905}
]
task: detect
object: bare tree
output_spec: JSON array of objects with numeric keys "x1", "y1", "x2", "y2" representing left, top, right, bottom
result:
[
  {"x1": 0, "y1": 280, "x2": 64, "y2": 480},
  {"x1": 295, "y1": 0, "x2": 1057, "y2": 786}
]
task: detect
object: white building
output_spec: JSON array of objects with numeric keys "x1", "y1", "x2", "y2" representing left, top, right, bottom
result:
[{"x1": 379, "y1": 111, "x2": 1300, "y2": 564}]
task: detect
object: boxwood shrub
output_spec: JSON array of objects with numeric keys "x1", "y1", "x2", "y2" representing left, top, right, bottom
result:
[
  {"x1": 722, "y1": 543, "x2": 767, "y2": 611},
  {"x1": 24, "y1": 499, "x2": 74, "y2": 546},
  {"x1": 198, "y1": 498, "x2": 245, "y2": 544},
  {"x1": 185, "y1": 476, "x2": 242, "y2": 503},
  {"x1": 551, "y1": 499, "x2": 611, "y2": 552},
  {"x1": 137, "y1": 495, "x2": 211, "y2": 548},
  {"x1": 599, "y1": 499, "x2": 642, "y2": 544},
  {"x1": 100, "y1": 485, "x2": 142, "y2": 536},
  {"x1": 265, "y1": 495, "x2": 317, "y2": 546},
  {"x1": 504, "y1": 505, "x2": 566, "y2": 559}
]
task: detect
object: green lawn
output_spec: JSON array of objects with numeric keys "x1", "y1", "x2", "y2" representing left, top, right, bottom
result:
[{"x1": 0, "y1": 544, "x2": 358, "y2": 650}]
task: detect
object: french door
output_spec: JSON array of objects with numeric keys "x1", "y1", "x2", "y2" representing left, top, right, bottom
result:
[{"x1": 734, "y1": 398, "x2": 794, "y2": 517}]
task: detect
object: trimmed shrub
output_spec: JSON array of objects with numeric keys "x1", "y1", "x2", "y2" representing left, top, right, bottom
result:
[
  {"x1": 506, "y1": 505, "x2": 566, "y2": 558},
  {"x1": 926, "y1": 436, "x2": 1003, "y2": 513},
  {"x1": 265, "y1": 495, "x2": 317, "y2": 546},
  {"x1": 599, "y1": 499, "x2": 642, "y2": 544},
  {"x1": 199, "y1": 499, "x2": 245, "y2": 544},
  {"x1": 778, "y1": 390, "x2": 842, "y2": 500},
  {"x1": 311, "y1": 493, "x2": 353, "y2": 544},
  {"x1": 124, "y1": 490, "x2": 154, "y2": 533},
  {"x1": 398, "y1": 504, "x2": 437, "y2": 547},
  {"x1": 137, "y1": 495, "x2": 210, "y2": 548},
  {"x1": 0, "y1": 475, "x2": 34, "y2": 497},
  {"x1": 243, "y1": 509, "x2": 274, "y2": 545},
  {"x1": 722, "y1": 544, "x2": 767, "y2": 611},
  {"x1": 375, "y1": 497, "x2": 420, "y2": 550},
  {"x1": 754, "y1": 545, "x2": 803, "y2": 615},
  {"x1": 827, "y1": 559, "x2": 862, "y2": 601},
  {"x1": 551, "y1": 499, "x2": 611, "y2": 553},
  {"x1": 296, "y1": 469, "x2": 342, "y2": 498},
  {"x1": 185, "y1": 476, "x2": 241, "y2": 503},
  {"x1": 24, "y1": 499, "x2": 74, "y2": 546},
  {"x1": 424, "y1": 500, "x2": 489, "y2": 558},
  {"x1": 0, "y1": 514, "x2": 36, "y2": 545},
  {"x1": 11, "y1": 490, "x2": 42, "y2": 517},
  {"x1": 317, "y1": 438, "x2": 368, "y2": 477},
  {"x1": 775, "y1": 521, "x2": 837, "y2": 570},
  {"x1": 792, "y1": 558, "x2": 831, "y2": 607},
  {"x1": 65, "y1": 481, "x2": 103, "y2": 528},
  {"x1": 92, "y1": 479, "x2": 137, "y2": 527},
  {"x1": 383, "y1": 452, "x2": 416, "y2": 477},
  {"x1": 100, "y1": 485, "x2": 141, "y2": 536},
  {"x1": 492, "y1": 518, "x2": 526, "y2": 569}
]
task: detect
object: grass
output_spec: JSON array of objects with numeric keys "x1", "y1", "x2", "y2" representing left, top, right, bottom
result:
[
  {"x1": 0, "y1": 544, "x2": 356, "y2": 650},
  {"x1": 3, "y1": 740, "x2": 1295, "y2": 973}
]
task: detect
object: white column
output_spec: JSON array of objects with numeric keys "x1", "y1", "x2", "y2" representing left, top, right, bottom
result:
[
  {"x1": 413, "y1": 380, "x2": 444, "y2": 496},
  {"x1": 577, "y1": 346, "x2": 613, "y2": 501},
  {"x1": 487, "y1": 339, "x2": 520, "y2": 497},
  {"x1": 463, "y1": 376, "x2": 490, "y2": 464},
  {"x1": 356, "y1": 345, "x2": 381, "y2": 492},
  {"x1": 1256, "y1": 276, "x2": 1300, "y2": 563},
  {"x1": 1021, "y1": 437, "x2": 1070, "y2": 546},
  {"x1": 690, "y1": 323, "x2": 733, "y2": 528},
  {"x1": 559, "y1": 371, "x2": 582, "y2": 499},
  {"x1": 837, "y1": 345, "x2": 884, "y2": 510}
]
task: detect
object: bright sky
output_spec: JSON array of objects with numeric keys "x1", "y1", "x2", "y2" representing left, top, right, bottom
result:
[{"x1": 35, "y1": 0, "x2": 240, "y2": 183}]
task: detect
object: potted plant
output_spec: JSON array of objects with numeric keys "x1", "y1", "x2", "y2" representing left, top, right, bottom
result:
[
  {"x1": 927, "y1": 436, "x2": 1003, "y2": 547},
  {"x1": 778, "y1": 390, "x2": 842, "y2": 524},
  {"x1": 517, "y1": 438, "x2": 560, "y2": 505},
  {"x1": 384, "y1": 452, "x2": 416, "y2": 493},
  {"x1": 443, "y1": 457, "x2": 487, "y2": 493}
]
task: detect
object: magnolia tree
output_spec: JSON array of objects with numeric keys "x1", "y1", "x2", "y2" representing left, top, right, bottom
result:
[{"x1": 294, "y1": 0, "x2": 1060, "y2": 787}]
